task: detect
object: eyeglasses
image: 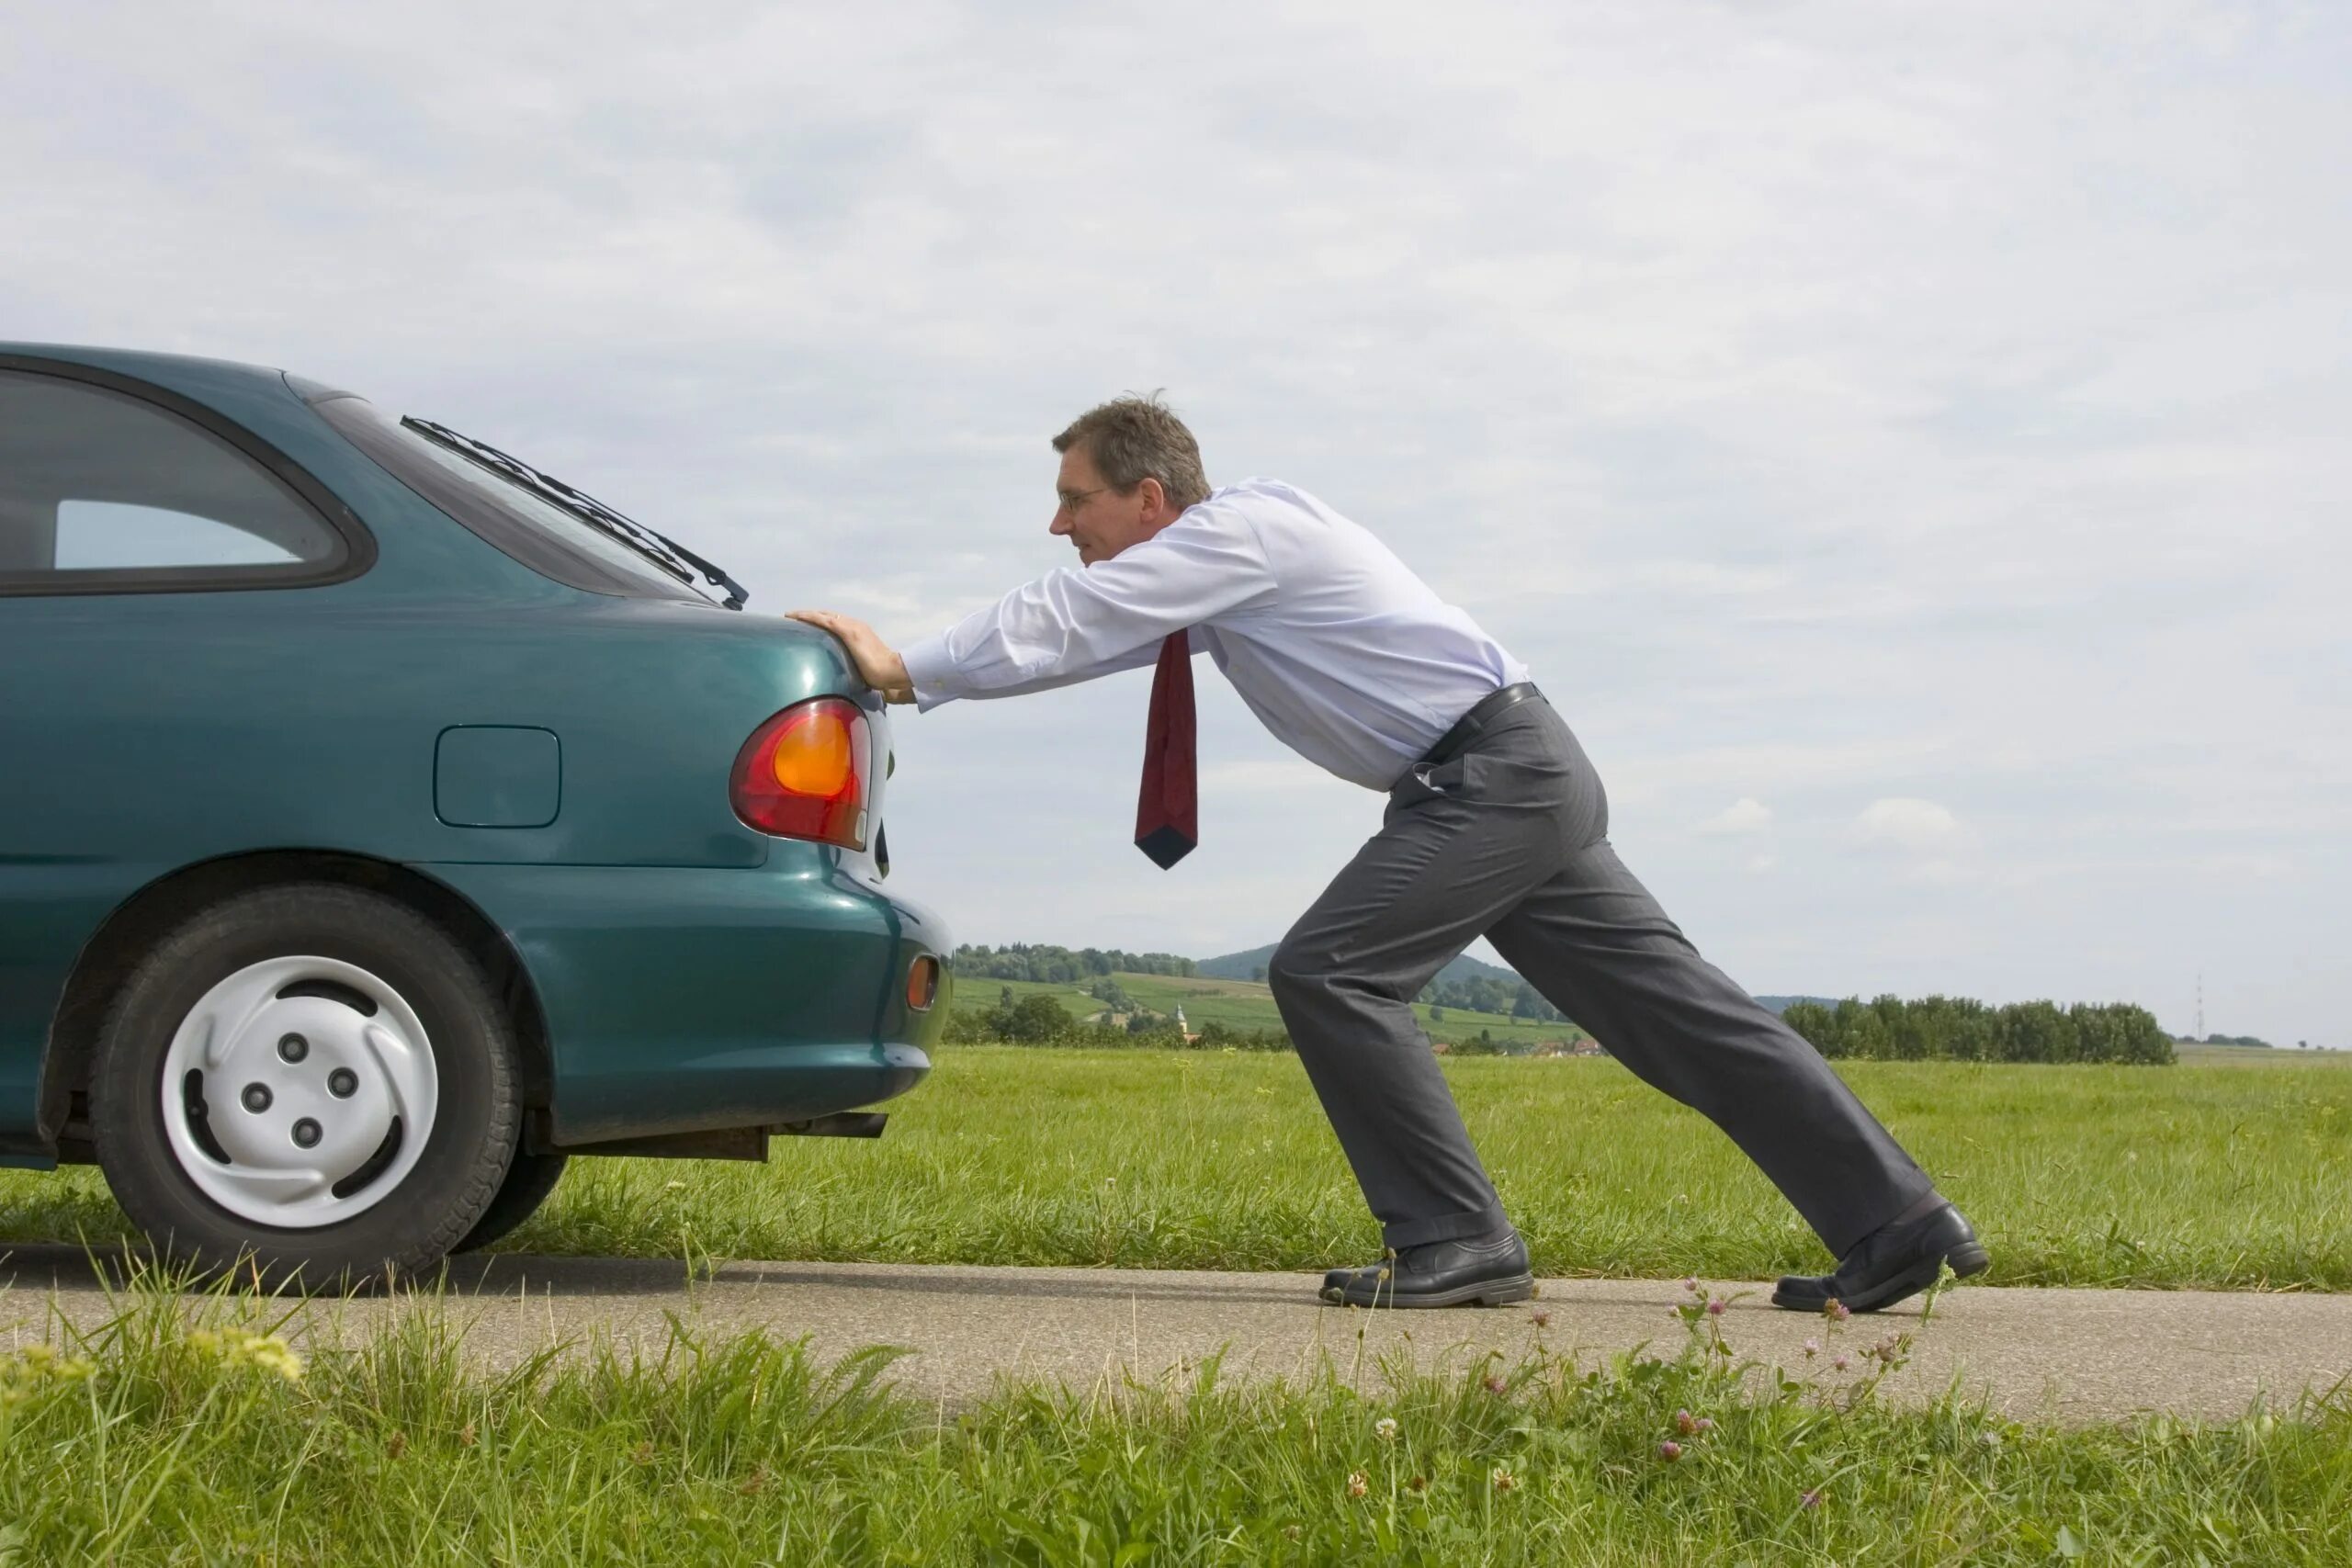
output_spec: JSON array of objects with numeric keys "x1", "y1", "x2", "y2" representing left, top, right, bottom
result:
[{"x1": 1056, "y1": 486, "x2": 1104, "y2": 515}]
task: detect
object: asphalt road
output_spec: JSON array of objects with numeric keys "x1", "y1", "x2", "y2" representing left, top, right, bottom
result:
[{"x1": 6, "y1": 1247, "x2": 2348, "y2": 1426}]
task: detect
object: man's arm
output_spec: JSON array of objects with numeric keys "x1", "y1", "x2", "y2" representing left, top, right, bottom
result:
[
  {"x1": 781, "y1": 610, "x2": 1181, "y2": 705},
  {"x1": 791, "y1": 503, "x2": 1270, "y2": 707}
]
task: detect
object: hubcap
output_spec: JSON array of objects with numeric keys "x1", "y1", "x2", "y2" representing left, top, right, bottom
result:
[{"x1": 158, "y1": 955, "x2": 439, "y2": 1228}]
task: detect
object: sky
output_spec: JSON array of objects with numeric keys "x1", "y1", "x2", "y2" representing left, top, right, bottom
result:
[{"x1": 5, "y1": 2, "x2": 2346, "y2": 1047}]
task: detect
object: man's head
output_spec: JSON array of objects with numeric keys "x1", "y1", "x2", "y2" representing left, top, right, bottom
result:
[{"x1": 1049, "y1": 394, "x2": 1210, "y2": 565}]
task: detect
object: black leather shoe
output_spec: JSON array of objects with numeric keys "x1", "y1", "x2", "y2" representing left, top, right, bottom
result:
[
  {"x1": 1318, "y1": 1231, "x2": 1534, "y2": 1308},
  {"x1": 1771, "y1": 1201, "x2": 1989, "y2": 1314}
]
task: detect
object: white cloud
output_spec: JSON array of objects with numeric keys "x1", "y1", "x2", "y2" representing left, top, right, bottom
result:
[
  {"x1": 1698, "y1": 797, "x2": 1774, "y2": 835},
  {"x1": 1855, "y1": 798, "x2": 1962, "y2": 852}
]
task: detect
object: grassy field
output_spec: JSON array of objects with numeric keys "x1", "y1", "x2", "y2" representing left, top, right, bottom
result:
[
  {"x1": 5, "y1": 1280, "x2": 2348, "y2": 1564},
  {"x1": 8, "y1": 1052, "x2": 2350, "y2": 1560},
  {"x1": 2175, "y1": 1043, "x2": 2336, "y2": 1066},
  {"x1": 966, "y1": 970, "x2": 1588, "y2": 1049},
  {"x1": 7, "y1": 1049, "x2": 2349, "y2": 1290}
]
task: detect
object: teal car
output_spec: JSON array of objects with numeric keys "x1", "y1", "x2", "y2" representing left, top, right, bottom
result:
[{"x1": 0, "y1": 344, "x2": 949, "y2": 1284}]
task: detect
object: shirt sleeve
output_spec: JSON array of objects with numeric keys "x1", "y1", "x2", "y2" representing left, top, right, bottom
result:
[{"x1": 899, "y1": 505, "x2": 1272, "y2": 709}]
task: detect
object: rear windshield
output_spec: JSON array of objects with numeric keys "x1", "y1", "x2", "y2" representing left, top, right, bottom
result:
[{"x1": 313, "y1": 394, "x2": 720, "y2": 604}]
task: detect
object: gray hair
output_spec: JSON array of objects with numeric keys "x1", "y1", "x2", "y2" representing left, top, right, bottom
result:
[{"x1": 1051, "y1": 393, "x2": 1210, "y2": 512}]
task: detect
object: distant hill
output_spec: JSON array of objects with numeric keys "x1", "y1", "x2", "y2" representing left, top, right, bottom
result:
[
  {"x1": 1755, "y1": 995, "x2": 1838, "y2": 1015},
  {"x1": 1199, "y1": 944, "x2": 1521, "y2": 987}
]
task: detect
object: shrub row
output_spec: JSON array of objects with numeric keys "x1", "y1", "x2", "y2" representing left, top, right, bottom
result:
[
  {"x1": 953, "y1": 943, "x2": 1198, "y2": 982},
  {"x1": 942, "y1": 992, "x2": 1294, "y2": 1051},
  {"x1": 944, "y1": 984, "x2": 2173, "y2": 1066},
  {"x1": 1779, "y1": 996, "x2": 2174, "y2": 1065}
]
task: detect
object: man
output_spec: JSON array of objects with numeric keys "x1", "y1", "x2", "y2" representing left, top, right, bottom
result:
[{"x1": 789, "y1": 396, "x2": 1988, "y2": 1313}]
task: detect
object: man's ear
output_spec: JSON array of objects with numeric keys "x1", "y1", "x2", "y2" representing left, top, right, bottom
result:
[{"x1": 1138, "y1": 476, "x2": 1169, "y2": 522}]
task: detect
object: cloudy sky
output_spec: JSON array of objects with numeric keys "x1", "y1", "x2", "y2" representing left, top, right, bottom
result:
[{"x1": 6, "y1": 3, "x2": 2346, "y2": 1046}]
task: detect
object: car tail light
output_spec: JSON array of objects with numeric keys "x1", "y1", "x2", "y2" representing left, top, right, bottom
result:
[
  {"x1": 730, "y1": 697, "x2": 869, "y2": 848},
  {"x1": 906, "y1": 954, "x2": 940, "y2": 1011}
]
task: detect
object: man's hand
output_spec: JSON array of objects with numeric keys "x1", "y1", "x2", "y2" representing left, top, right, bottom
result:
[{"x1": 786, "y1": 609, "x2": 915, "y2": 703}]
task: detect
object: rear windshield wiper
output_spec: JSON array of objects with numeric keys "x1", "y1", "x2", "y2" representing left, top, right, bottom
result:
[{"x1": 401, "y1": 415, "x2": 749, "y2": 610}]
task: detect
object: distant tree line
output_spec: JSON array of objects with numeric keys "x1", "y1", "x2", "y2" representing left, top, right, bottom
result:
[
  {"x1": 1185, "y1": 1019, "x2": 1295, "y2": 1051},
  {"x1": 958, "y1": 945, "x2": 1565, "y2": 1021},
  {"x1": 1779, "y1": 996, "x2": 2174, "y2": 1065},
  {"x1": 954, "y1": 943, "x2": 1197, "y2": 983},
  {"x1": 1416, "y1": 974, "x2": 1568, "y2": 1024},
  {"x1": 1086, "y1": 977, "x2": 1139, "y2": 1013},
  {"x1": 2191, "y1": 1032, "x2": 2274, "y2": 1049},
  {"x1": 943, "y1": 987, "x2": 1291, "y2": 1050}
]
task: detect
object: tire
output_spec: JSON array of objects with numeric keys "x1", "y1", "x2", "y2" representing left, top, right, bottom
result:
[
  {"x1": 451, "y1": 1148, "x2": 569, "y2": 1253},
  {"x1": 90, "y1": 883, "x2": 521, "y2": 1289}
]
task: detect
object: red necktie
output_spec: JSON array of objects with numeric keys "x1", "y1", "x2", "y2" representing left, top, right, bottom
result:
[{"x1": 1135, "y1": 631, "x2": 1197, "y2": 868}]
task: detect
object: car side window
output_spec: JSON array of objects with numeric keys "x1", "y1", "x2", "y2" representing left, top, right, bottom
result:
[{"x1": 0, "y1": 369, "x2": 349, "y2": 590}]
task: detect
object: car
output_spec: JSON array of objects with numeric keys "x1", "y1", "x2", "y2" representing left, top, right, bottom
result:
[{"x1": 0, "y1": 343, "x2": 950, "y2": 1286}]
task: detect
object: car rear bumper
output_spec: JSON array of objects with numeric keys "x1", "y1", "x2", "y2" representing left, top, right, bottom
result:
[{"x1": 419, "y1": 857, "x2": 950, "y2": 1146}]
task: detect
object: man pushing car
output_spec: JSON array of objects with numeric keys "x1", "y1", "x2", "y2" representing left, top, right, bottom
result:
[{"x1": 788, "y1": 396, "x2": 1988, "y2": 1313}]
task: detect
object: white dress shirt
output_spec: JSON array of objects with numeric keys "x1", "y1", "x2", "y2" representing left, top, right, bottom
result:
[{"x1": 899, "y1": 478, "x2": 1530, "y2": 791}]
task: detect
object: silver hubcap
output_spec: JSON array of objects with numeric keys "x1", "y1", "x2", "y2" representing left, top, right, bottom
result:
[{"x1": 159, "y1": 955, "x2": 438, "y2": 1228}]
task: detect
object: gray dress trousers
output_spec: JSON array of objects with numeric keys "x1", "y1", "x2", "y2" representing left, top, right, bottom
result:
[{"x1": 1266, "y1": 693, "x2": 1935, "y2": 1255}]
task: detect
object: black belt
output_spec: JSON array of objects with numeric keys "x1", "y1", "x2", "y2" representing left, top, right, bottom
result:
[{"x1": 1419, "y1": 682, "x2": 1544, "y2": 768}]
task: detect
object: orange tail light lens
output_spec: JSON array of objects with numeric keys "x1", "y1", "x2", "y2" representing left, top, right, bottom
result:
[
  {"x1": 730, "y1": 697, "x2": 870, "y2": 848},
  {"x1": 906, "y1": 954, "x2": 940, "y2": 1011},
  {"x1": 771, "y1": 710, "x2": 854, "y2": 795}
]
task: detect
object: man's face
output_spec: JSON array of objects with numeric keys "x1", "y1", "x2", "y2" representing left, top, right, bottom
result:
[{"x1": 1050, "y1": 445, "x2": 1161, "y2": 566}]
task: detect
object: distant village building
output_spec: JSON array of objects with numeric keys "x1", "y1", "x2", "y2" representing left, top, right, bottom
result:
[
  {"x1": 1430, "y1": 1036, "x2": 1606, "y2": 1059},
  {"x1": 1532, "y1": 1038, "x2": 1606, "y2": 1059}
]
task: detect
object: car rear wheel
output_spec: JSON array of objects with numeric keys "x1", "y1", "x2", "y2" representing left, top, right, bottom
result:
[
  {"x1": 90, "y1": 883, "x2": 520, "y2": 1289},
  {"x1": 451, "y1": 1148, "x2": 569, "y2": 1253}
]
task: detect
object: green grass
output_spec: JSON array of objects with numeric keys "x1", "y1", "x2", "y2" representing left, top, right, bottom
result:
[
  {"x1": 9, "y1": 1050, "x2": 2351, "y2": 1291},
  {"x1": 2174, "y1": 1043, "x2": 2335, "y2": 1066},
  {"x1": 966, "y1": 970, "x2": 1586, "y2": 1048},
  {"x1": 5, "y1": 1274, "x2": 2349, "y2": 1564}
]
